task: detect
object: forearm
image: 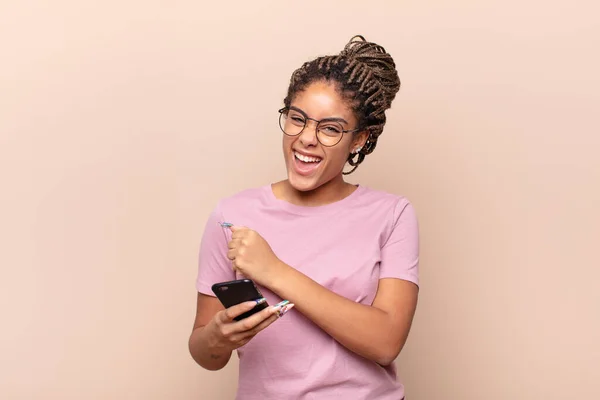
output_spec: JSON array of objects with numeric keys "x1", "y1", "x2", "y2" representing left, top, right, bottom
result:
[
  {"x1": 188, "y1": 324, "x2": 232, "y2": 371},
  {"x1": 268, "y1": 262, "x2": 403, "y2": 365}
]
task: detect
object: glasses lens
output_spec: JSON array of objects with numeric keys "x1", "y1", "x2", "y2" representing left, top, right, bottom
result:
[
  {"x1": 317, "y1": 121, "x2": 344, "y2": 146},
  {"x1": 279, "y1": 109, "x2": 305, "y2": 136}
]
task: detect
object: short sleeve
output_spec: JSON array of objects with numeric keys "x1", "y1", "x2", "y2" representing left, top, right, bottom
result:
[
  {"x1": 195, "y1": 203, "x2": 235, "y2": 296},
  {"x1": 379, "y1": 199, "x2": 420, "y2": 286}
]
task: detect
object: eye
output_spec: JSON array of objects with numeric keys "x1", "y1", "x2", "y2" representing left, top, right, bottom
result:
[
  {"x1": 288, "y1": 114, "x2": 306, "y2": 126},
  {"x1": 319, "y1": 124, "x2": 343, "y2": 136}
]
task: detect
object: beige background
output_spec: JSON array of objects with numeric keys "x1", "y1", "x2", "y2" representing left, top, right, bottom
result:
[{"x1": 1, "y1": 1, "x2": 599, "y2": 399}]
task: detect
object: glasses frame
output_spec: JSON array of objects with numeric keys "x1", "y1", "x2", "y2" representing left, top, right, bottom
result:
[{"x1": 278, "y1": 107, "x2": 361, "y2": 147}]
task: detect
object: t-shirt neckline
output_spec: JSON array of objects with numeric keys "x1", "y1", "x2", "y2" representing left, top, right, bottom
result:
[{"x1": 263, "y1": 183, "x2": 366, "y2": 216}]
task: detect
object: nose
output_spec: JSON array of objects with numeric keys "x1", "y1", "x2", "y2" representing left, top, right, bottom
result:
[{"x1": 298, "y1": 119, "x2": 319, "y2": 147}]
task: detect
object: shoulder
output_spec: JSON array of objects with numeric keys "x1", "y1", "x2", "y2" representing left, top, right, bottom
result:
[
  {"x1": 354, "y1": 186, "x2": 418, "y2": 237},
  {"x1": 214, "y1": 185, "x2": 267, "y2": 208},
  {"x1": 209, "y1": 185, "x2": 271, "y2": 223},
  {"x1": 357, "y1": 185, "x2": 414, "y2": 214}
]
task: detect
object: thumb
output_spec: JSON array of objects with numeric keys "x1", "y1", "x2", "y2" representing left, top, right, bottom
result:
[{"x1": 219, "y1": 222, "x2": 241, "y2": 231}]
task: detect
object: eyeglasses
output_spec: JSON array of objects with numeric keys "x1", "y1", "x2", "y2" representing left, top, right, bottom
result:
[{"x1": 278, "y1": 107, "x2": 361, "y2": 147}]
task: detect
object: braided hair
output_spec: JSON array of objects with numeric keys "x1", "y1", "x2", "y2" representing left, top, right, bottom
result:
[{"x1": 283, "y1": 35, "x2": 401, "y2": 174}]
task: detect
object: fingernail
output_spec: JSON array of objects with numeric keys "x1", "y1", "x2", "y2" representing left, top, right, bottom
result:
[
  {"x1": 220, "y1": 222, "x2": 233, "y2": 228},
  {"x1": 273, "y1": 300, "x2": 289, "y2": 308},
  {"x1": 255, "y1": 298, "x2": 266, "y2": 305},
  {"x1": 278, "y1": 303, "x2": 295, "y2": 318}
]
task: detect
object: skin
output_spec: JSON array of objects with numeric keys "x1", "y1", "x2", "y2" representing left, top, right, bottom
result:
[
  {"x1": 276, "y1": 80, "x2": 368, "y2": 206},
  {"x1": 189, "y1": 80, "x2": 418, "y2": 370}
]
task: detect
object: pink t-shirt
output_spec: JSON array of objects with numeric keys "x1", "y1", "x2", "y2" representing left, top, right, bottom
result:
[{"x1": 196, "y1": 184, "x2": 419, "y2": 400}]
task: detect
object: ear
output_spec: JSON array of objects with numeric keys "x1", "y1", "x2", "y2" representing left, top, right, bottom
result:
[{"x1": 351, "y1": 130, "x2": 369, "y2": 152}]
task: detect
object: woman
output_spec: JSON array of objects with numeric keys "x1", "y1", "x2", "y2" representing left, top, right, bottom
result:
[{"x1": 189, "y1": 35, "x2": 419, "y2": 400}]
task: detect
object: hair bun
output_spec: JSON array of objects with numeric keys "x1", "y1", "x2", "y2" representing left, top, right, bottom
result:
[
  {"x1": 283, "y1": 35, "x2": 401, "y2": 174},
  {"x1": 340, "y1": 35, "x2": 401, "y2": 108}
]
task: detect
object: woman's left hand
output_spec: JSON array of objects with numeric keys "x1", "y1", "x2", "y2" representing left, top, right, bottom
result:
[{"x1": 227, "y1": 226, "x2": 283, "y2": 286}]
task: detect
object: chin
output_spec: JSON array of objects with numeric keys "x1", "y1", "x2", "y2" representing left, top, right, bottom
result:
[
  {"x1": 287, "y1": 171, "x2": 321, "y2": 192},
  {"x1": 284, "y1": 152, "x2": 336, "y2": 193}
]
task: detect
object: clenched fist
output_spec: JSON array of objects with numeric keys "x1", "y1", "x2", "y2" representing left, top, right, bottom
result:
[{"x1": 226, "y1": 226, "x2": 284, "y2": 287}]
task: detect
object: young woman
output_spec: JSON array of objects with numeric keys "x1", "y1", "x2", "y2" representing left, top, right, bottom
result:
[{"x1": 189, "y1": 35, "x2": 419, "y2": 400}]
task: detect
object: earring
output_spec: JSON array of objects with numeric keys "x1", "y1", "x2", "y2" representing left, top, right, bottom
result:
[{"x1": 353, "y1": 147, "x2": 362, "y2": 154}]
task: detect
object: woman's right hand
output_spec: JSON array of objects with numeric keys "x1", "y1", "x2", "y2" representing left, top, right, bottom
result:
[{"x1": 206, "y1": 299, "x2": 293, "y2": 352}]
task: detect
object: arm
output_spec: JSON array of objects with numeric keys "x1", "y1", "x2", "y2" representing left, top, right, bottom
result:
[
  {"x1": 188, "y1": 293, "x2": 232, "y2": 371},
  {"x1": 227, "y1": 200, "x2": 420, "y2": 366},
  {"x1": 269, "y1": 270, "x2": 418, "y2": 366},
  {"x1": 267, "y1": 200, "x2": 419, "y2": 366},
  {"x1": 188, "y1": 292, "x2": 285, "y2": 371},
  {"x1": 189, "y1": 205, "x2": 236, "y2": 370},
  {"x1": 190, "y1": 202, "x2": 295, "y2": 370}
]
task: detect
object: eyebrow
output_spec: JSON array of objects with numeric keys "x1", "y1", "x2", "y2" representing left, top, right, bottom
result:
[{"x1": 289, "y1": 106, "x2": 350, "y2": 125}]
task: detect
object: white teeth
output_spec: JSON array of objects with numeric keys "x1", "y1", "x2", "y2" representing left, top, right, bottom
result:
[{"x1": 294, "y1": 151, "x2": 321, "y2": 163}]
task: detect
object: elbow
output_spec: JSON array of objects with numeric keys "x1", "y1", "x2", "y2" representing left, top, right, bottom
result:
[
  {"x1": 188, "y1": 331, "x2": 229, "y2": 371},
  {"x1": 189, "y1": 347, "x2": 228, "y2": 371},
  {"x1": 200, "y1": 361, "x2": 227, "y2": 371},
  {"x1": 374, "y1": 343, "x2": 403, "y2": 367},
  {"x1": 374, "y1": 326, "x2": 412, "y2": 366},
  {"x1": 375, "y1": 353, "x2": 398, "y2": 367}
]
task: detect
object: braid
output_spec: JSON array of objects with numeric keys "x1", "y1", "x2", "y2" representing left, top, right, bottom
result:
[{"x1": 284, "y1": 35, "x2": 401, "y2": 174}]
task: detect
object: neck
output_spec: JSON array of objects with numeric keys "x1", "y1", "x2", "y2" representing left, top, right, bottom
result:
[{"x1": 273, "y1": 175, "x2": 357, "y2": 207}]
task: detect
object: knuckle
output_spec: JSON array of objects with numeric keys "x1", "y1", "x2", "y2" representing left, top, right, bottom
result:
[
  {"x1": 262, "y1": 308, "x2": 273, "y2": 317},
  {"x1": 249, "y1": 325, "x2": 262, "y2": 335},
  {"x1": 220, "y1": 327, "x2": 232, "y2": 338},
  {"x1": 242, "y1": 320, "x2": 255, "y2": 331}
]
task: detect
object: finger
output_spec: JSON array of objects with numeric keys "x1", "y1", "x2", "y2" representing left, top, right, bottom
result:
[
  {"x1": 236, "y1": 313, "x2": 279, "y2": 340},
  {"x1": 234, "y1": 336, "x2": 253, "y2": 348},
  {"x1": 233, "y1": 303, "x2": 294, "y2": 341},
  {"x1": 231, "y1": 301, "x2": 289, "y2": 332},
  {"x1": 227, "y1": 249, "x2": 236, "y2": 261},
  {"x1": 220, "y1": 298, "x2": 267, "y2": 323},
  {"x1": 228, "y1": 239, "x2": 241, "y2": 250},
  {"x1": 230, "y1": 227, "x2": 248, "y2": 239}
]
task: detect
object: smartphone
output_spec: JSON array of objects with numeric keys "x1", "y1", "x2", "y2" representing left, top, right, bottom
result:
[{"x1": 211, "y1": 279, "x2": 269, "y2": 321}]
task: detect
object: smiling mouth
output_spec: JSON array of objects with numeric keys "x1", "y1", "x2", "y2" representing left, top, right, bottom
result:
[
  {"x1": 292, "y1": 151, "x2": 323, "y2": 176},
  {"x1": 294, "y1": 151, "x2": 322, "y2": 163}
]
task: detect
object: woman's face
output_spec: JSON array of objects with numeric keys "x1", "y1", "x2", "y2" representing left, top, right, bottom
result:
[{"x1": 282, "y1": 81, "x2": 366, "y2": 192}]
